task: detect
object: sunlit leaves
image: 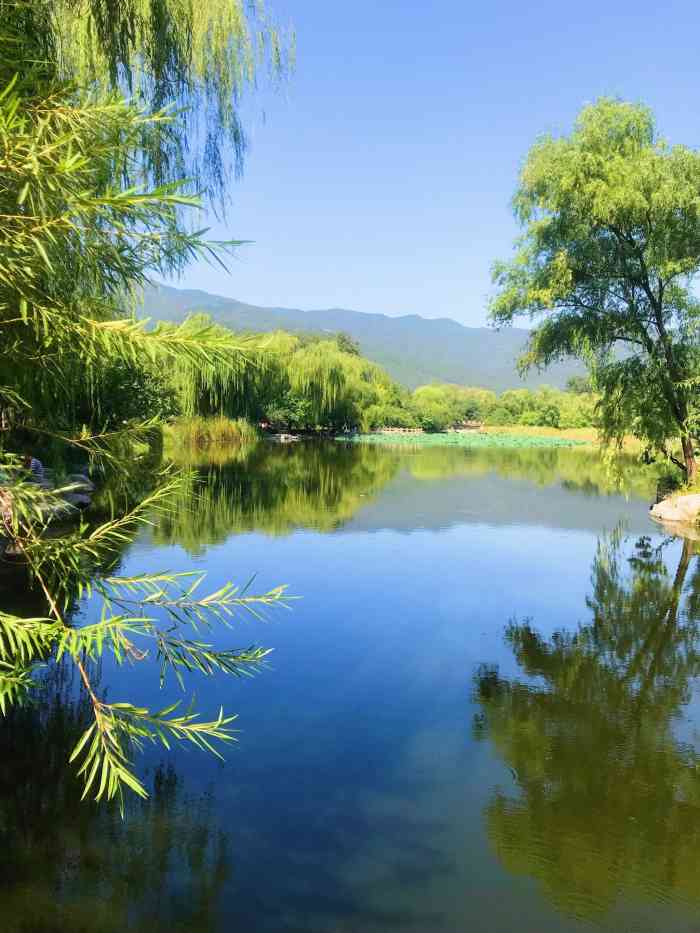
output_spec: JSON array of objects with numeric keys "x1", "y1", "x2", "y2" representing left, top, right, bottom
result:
[
  {"x1": 0, "y1": 611, "x2": 55, "y2": 663},
  {"x1": 0, "y1": 72, "x2": 269, "y2": 436},
  {"x1": 0, "y1": 8, "x2": 292, "y2": 812},
  {"x1": 155, "y1": 639, "x2": 271, "y2": 690},
  {"x1": 1, "y1": 458, "x2": 289, "y2": 807},
  {"x1": 490, "y1": 97, "x2": 700, "y2": 470},
  {"x1": 45, "y1": 0, "x2": 293, "y2": 204},
  {"x1": 0, "y1": 660, "x2": 36, "y2": 714},
  {"x1": 70, "y1": 699, "x2": 238, "y2": 813}
]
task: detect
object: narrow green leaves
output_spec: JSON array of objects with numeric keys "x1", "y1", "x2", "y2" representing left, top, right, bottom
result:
[
  {"x1": 0, "y1": 660, "x2": 36, "y2": 714},
  {"x1": 70, "y1": 700, "x2": 238, "y2": 814},
  {"x1": 1, "y1": 459, "x2": 290, "y2": 810},
  {"x1": 0, "y1": 611, "x2": 56, "y2": 663}
]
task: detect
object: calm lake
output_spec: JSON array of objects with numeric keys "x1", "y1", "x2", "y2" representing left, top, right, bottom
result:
[{"x1": 4, "y1": 440, "x2": 700, "y2": 933}]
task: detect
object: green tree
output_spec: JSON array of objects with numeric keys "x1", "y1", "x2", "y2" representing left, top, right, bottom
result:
[
  {"x1": 335, "y1": 332, "x2": 361, "y2": 356},
  {"x1": 412, "y1": 399, "x2": 452, "y2": 432},
  {"x1": 411, "y1": 383, "x2": 493, "y2": 429},
  {"x1": 0, "y1": 25, "x2": 285, "y2": 809},
  {"x1": 491, "y1": 99, "x2": 700, "y2": 480},
  {"x1": 170, "y1": 322, "x2": 411, "y2": 433},
  {"x1": 498, "y1": 389, "x2": 532, "y2": 420},
  {"x1": 484, "y1": 405, "x2": 515, "y2": 426}
]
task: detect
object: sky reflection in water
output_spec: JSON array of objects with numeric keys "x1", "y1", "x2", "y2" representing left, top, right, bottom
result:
[{"x1": 2, "y1": 442, "x2": 699, "y2": 932}]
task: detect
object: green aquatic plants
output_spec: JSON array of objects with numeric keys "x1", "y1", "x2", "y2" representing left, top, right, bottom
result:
[
  {"x1": 165, "y1": 416, "x2": 258, "y2": 449},
  {"x1": 338, "y1": 432, "x2": 587, "y2": 448}
]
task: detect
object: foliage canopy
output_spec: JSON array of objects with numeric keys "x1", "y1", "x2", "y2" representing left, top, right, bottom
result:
[
  {"x1": 0, "y1": 17, "x2": 286, "y2": 809},
  {"x1": 7, "y1": 0, "x2": 293, "y2": 206},
  {"x1": 491, "y1": 98, "x2": 700, "y2": 478}
]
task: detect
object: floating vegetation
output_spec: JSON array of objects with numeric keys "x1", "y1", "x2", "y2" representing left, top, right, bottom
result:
[{"x1": 336, "y1": 432, "x2": 588, "y2": 449}]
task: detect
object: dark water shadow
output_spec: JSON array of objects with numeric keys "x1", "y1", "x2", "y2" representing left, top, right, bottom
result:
[{"x1": 0, "y1": 662, "x2": 231, "y2": 933}]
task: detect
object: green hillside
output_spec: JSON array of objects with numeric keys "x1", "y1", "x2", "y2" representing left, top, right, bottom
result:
[{"x1": 143, "y1": 284, "x2": 583, "y2": 391}]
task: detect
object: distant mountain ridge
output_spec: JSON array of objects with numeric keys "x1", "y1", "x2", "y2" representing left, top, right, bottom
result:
[{"x1": 143, "y1": 284, "x2": 583, "y2": 391}]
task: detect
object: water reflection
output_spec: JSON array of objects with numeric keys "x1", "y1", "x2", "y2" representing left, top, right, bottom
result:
[
  {"x1": 0, "y1": 663, "x2": 230, "y2": 933},
  {"x1": 156, "y1": 440, "x2": 660, "y2": 553},
  {"x1": 156, "y1": 441, "x2": 401, "y2": 552},
  {"x1": 474, "y1": 531, "x2": 700, "y2": 920},
  {"x1": 402, "y1": 444, "x2": 658, "y2": 500},
  {"x1": 0, "y1": 441, "x2": 679, "y2": 932}
]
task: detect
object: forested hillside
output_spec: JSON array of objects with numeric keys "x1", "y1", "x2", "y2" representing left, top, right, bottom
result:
[{"x1": 143, "y1": 284, "x2": 584, "y2": 391}]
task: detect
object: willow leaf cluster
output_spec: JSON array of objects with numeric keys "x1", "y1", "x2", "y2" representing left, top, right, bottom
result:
[
  {"x1": 0, "y1": 0, "x2": 292, "y2": 207},
  {"x1": 0, "y1": 67, "x2": 264, "y2": 431},
  {"x1": 1, "y1": 474, "x2": 288, "y2": 811},
  {"x1": 0, "y1": 17, "x2": 289, "y2": 808}
]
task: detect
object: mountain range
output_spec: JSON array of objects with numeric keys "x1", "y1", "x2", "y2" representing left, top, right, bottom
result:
[{"x1": 143, "y1": 284, "x2": 582, "y2": 391}]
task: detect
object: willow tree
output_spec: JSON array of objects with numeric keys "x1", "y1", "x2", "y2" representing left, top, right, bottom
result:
[
  {"x1": 286, "y1": 340, "x2": 404, "y2": 430},
  {"x1": 167, "y1": 325, "x2": 409, "y2": 433},
  {"x1": 491, "y1": 99, "x2": 700, "y2": 480},
  {"x1": 8, "y1": 0, "x2": 292, "y2": 205},
  {"x1": 0, "y1": 24, "x2": 287, "y2": 808}
]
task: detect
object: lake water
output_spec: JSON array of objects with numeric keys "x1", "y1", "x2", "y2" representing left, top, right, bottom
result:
[{"x1": 4, "y1": 441, "x2": 700, "y2": 933}]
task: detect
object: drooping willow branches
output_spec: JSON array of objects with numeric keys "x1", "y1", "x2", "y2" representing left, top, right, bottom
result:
[
  {"x1": 1, "y1": 470, "x2": 288, "y2": 811},
  {"x1": 0, "y1": 0, "x2": 293, "y2": 206},
  {"x1": 0, "y1": 16, "x2": 291, "y2": 807}
]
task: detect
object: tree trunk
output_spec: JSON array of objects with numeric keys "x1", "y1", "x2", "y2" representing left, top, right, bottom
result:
[{"x1": 681, "y1": 435, "x2": 698, "y2": 484}]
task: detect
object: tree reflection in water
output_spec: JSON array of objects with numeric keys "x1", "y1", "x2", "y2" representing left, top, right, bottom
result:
[
  {"x1": 156, "y1": 440, "x2": 403, "y2": 551},
  {"x1": 474, "y1": 531, "x2": 700, "y2": 920},
  {"x1": 0, "y1": 441, "x2": 670, "y2": 930},
  {"x1": 156, "y1": 439, "x2": 660, "y2": 555},
  {"x1": 0, "y1": 662, "x2": 230, "y2": 933}
]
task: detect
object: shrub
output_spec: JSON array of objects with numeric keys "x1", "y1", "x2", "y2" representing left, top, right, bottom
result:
[{"x1": 485, "y1": 406, "x2": 515, "y2": 426}]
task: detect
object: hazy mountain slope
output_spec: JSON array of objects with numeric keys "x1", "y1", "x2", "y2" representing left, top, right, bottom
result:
[{"x1": 143, "y1": 284, "x2": 583, "y2": 391}]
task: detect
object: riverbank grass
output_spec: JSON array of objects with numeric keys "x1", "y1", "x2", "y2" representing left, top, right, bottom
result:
[{"x1": 165, "y1": 416, "x2": 258, "y2": 448}]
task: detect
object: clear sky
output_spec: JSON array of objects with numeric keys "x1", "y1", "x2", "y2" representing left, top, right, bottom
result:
[{"x1": 176, "y1": 0, "x2": 700, "y2": 326}]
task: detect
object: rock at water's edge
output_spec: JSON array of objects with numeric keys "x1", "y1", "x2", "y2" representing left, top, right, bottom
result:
[{"x1": 650, "y1": 493, "x2": 700, "y2": 525}]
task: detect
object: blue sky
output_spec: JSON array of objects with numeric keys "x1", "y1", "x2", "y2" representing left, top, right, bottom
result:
[{"x1": 176, "y1": 0, "x2": 700, "y2": 326}]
